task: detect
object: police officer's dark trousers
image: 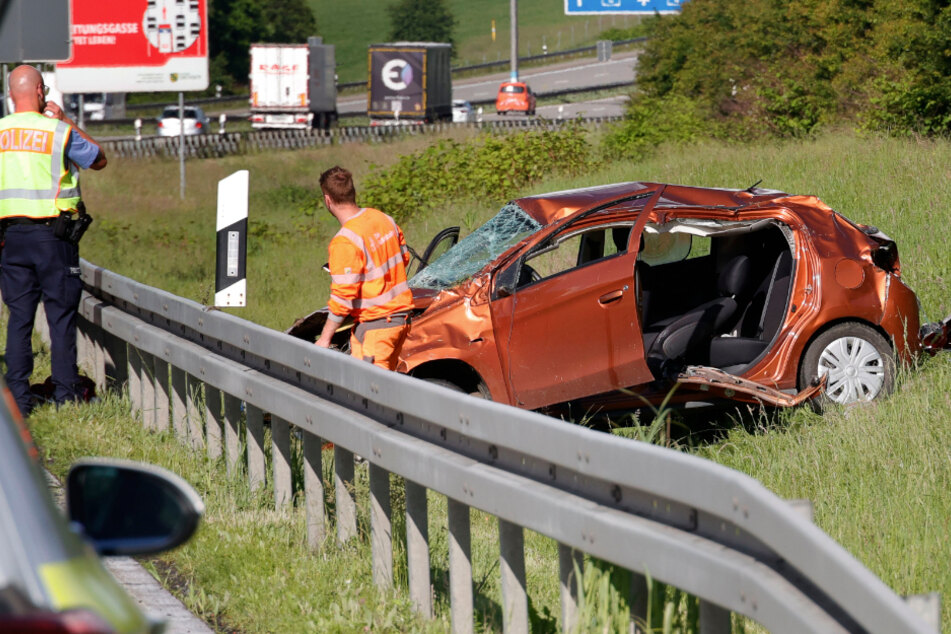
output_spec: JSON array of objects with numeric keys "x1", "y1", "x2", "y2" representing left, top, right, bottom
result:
[{"x1": 1, "y1": 224, "x2": 83, "y2": 415}]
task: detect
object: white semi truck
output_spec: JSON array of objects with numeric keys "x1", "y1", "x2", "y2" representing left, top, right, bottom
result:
[{"x1": 249, "y1": 37, "x2": 336, "y2": 130}]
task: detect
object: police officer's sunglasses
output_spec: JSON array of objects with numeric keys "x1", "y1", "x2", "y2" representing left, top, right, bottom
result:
[{"x1": 40, "y1": 84, "x2": 49, "y2": 95}]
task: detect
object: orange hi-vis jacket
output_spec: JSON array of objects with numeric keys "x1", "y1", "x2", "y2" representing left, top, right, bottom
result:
[{"x1": 326, "y1": 207, "x2": 414, "y2": 324}]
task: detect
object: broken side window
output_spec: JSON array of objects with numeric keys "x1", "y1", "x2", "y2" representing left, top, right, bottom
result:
[{"x1": 409, "y1": 203, "x2": 542, "y2": 291}]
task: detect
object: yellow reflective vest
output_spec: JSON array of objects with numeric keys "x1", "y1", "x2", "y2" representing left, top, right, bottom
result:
[{"x1": 0, "y1": 112, "x2": 81, "y2": 219}]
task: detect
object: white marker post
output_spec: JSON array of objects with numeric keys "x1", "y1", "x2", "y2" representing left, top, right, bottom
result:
[{"x1": 214, "y1": 170, "x2": 248, "y2": 307}]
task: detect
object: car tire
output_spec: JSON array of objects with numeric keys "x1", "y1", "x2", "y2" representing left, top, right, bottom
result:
[
  {"x1": 798, "y1": 322, "x2": 895, "y2": 407},
  {"x1": 424, "y1": 378, "x2": 490, "y2": 400}
]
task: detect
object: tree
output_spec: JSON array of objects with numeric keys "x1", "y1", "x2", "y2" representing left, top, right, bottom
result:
[
  {"x1": 209, "y1": 0, "x2": 319, "y2": 89},
  {"x1": 386, "y1": 0, "x2": 456, "y2": 49}
]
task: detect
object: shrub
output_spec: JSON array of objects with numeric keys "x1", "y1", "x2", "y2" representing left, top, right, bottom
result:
[
  {"x1": 361, "y1": 123, "x2": 595, "y2": 221},
  {"x1": 602, "y1": 93, "x2": 713, "y2": 159},
  {"x1": 624, "y1": 0, "x2": 951, "y2": 144}
]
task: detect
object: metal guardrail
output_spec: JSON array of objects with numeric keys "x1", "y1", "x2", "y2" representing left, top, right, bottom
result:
[
  {"x1": 99, "y1": 117, "x2": 624, "y2": 160},
  {"x1": 69, "y1": 258, "x2": 938, "y2": 633}
]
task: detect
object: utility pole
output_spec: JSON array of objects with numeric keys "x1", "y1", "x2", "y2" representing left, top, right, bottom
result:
[{"x1": 510, "y1": 0, "x2": 518, "y2": 81}]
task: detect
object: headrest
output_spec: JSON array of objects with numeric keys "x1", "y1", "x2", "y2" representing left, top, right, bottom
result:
[{"x1": 718, "y1": 255, "x2": 752, "y2": 297}]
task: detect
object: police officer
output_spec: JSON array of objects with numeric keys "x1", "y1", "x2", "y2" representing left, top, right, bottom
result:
[{"x1": 0, "y1": 65, "x2": 107, "y2": 416}]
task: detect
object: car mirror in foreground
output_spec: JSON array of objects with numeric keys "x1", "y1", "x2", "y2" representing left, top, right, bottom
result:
[{"x1": 67, "y1": 459, "x2": 204, "y2": 557}]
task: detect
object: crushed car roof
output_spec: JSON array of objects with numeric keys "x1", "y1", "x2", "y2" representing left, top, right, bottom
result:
[{"x1": 514, "y1": 181, "x2": 793, "y2": 225}]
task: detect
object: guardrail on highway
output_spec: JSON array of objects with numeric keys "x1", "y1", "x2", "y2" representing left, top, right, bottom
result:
[
  {"x1": 99, "y1": 117, "x2": 623, "y2": 160},
  {"x1": 66, "y1": 259, "x2": 938, "y2": 633}
]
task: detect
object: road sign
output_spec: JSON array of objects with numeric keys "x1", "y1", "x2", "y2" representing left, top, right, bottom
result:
[
  {"x1": 0, "y1": 0, "x2": 70, "y2": 62},
  {"x1": 565, "y1": 0, "x2": 687, "y2": 15},
  {"x1": 56, "y1": 0, "x2": 208, "y2": 93}
]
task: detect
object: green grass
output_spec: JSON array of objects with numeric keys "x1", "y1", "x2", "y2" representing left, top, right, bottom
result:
[
  {"x1": 17, "y1": 128, "x2": 951, "y2": 631},
  {"x1": 308, "y1": 0, "x2": 644, "y2": 83}
]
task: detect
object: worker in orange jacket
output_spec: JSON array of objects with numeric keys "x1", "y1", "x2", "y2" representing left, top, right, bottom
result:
[{"x1": 314, "y1": 166, "x2": 414, "y2": 370}]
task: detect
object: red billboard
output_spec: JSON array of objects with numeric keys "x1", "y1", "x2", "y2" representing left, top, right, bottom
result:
[{"x1": 56, "y1": 0, "x2": 209, "y2": 92}]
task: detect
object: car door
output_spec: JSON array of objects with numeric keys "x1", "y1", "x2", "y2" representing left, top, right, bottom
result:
[
  {"x1": 490, "y1": 222, "x2": 654, "y2": 410},
  {"x1": 406, "y1": 226, "x2": 460, "y2": 278}
]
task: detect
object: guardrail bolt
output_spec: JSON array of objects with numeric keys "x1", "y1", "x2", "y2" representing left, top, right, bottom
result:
[
  {"x1": 548, "y1": 464, "x2": 556, "y2": 480},
  {"x1": 396, "y1": 412, "x2": 404, "y2": 425},
  {"x1": 440, "y1": 428, "x2": 447, "y2": 441},
  {"x1": 362, "y1": 398, "x2": 368, "y2": 409},
  {"x1": 611, "y1": 485, "x2": 622, "y2": 503},
  {"x1": 488, "y1": 445, "x2": 498, "y2": 461}
]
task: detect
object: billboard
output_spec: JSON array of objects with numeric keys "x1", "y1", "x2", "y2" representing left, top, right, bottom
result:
[
  {"x1": 368, "y1": 48, "x2": 425, "y2": 118},
  {"x1": 565, "y1": 0, "x2": 687, "y2": 15},
  {"x1": 56, "y1": 0, "x2": 208, "y2": 93}
]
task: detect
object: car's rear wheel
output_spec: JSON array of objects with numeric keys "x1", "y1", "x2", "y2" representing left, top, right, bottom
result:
[
  {"x1": 424, "y1": 378, "x2": 490, "y2": 400},
  {"x1": 798, "y1": 322, "x2": 895, "y2": 407}
]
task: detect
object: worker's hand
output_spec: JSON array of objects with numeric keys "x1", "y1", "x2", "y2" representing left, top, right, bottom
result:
[
  {"x1": 314, "y1": 336, "x2": 332, "y2": 349},
  {"x1": 42, "y1": 101, "x2": 64, "y2": 120}
]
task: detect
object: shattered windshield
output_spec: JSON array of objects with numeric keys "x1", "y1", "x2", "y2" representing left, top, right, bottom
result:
[{"x1": 410, "y1": 203, "x2": 542, "y2": 291}]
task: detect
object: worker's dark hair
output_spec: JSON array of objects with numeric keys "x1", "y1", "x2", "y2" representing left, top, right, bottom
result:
[{"x1": 319, "y1": 165, "x2": 356, "y2": 205}]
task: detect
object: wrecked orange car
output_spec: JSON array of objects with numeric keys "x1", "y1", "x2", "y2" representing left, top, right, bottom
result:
[{"x1": 290, "y1": 182, "x2": 951, "y2": 414}]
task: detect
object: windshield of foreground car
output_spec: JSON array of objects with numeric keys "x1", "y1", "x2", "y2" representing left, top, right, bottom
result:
[{"x1": 410, "y1": 203, "x2": 541, "y2": 291}]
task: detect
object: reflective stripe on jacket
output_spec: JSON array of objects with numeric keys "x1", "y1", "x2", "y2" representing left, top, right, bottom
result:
[
  {"x1": 0, "y1": 112, "x2": 81, "y2": 218},
  {"x1": 327, "y1": 207, "x2": 414, "y2": 323}
]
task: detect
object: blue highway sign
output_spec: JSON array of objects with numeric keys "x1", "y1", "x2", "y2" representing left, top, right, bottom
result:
[{"x1": 565, "y1": 0, "x2": 687, "y2": 14}]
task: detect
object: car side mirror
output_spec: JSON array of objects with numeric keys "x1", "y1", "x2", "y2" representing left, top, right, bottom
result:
[
  {"x1": 67, "y1": 459, "x2": 204, "y2": 557},
  {"x1": 495, "y1": 261, "x2": 521, "y2": 298}
]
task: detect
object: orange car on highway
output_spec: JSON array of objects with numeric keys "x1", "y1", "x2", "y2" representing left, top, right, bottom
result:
[{"x1": 495, "y1": 81, "x2": 536, "y2": 116}]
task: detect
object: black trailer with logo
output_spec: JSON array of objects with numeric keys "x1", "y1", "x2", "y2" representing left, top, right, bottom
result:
[{"x1": 367, "y1": 42, "x2": 452, "y2": 124}]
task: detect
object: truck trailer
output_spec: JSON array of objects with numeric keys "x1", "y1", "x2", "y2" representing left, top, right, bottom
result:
[
  {"x1": 249, "y1": 37, "x2": 337, "y2": 130},
  {"x1": 368, "y1": 42, "x2": 452, "y2": 125}
]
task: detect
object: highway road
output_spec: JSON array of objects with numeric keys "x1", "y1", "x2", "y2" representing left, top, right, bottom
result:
[{"x1": 337, "y1": 50, "x2": 639, "y2": 116}]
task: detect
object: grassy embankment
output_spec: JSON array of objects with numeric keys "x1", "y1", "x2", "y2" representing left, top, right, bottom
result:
[{"x1": 19, "y1": 129, "x2": 951, "y2": 632}]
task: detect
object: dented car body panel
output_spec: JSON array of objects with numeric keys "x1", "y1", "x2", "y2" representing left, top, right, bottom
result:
[{"x1": 289, "y1": 181, "x2": 945, "y2": 413}]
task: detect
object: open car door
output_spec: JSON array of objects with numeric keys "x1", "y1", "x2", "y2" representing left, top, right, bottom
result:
[{"x1": 406, "y1": 226, "x2": 460, "y2": 278}]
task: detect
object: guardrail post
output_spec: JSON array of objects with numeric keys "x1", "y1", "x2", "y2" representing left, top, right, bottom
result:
[
  {"x1": 406, "y1": 479, "x2": 432, "y2": 617},
  {"x1": 127, "y1": 346, "x2": 142, "y2": 420},
  {"x1": 304, "y1": 432, "x2": 327, "y2": 549},
  {"x1": 334, "y1": 446, "x2": 357, "y2": 543},
  {"x1": 271, "y1": 415, "x2": 292, "y2": 510},
  {"x1": 631, "y1": 572, "x2": 649, "y2": 633},
  {"x1": 905, "y1": 592, "x2": 941, "y2": 631},
  {"x1": 246, "y1": 404, "x2": 266, "y2": 492},
  {"x1": 153, "y1": 358, "x2": 170, "y2": 431},
  {"x1": 499, "y1": 519, "x2": 528, "y2": 634},
  {"x1": 448, "y1": 499, "x2": 473, "y2": 634},
  {"x1": 204, "y1": 385, "x2": 222, "y2": 460},
  {"x1": 102, "y1": 331, "x2": 127, "y2": 391},
  {"x1": 77, "y1": 317, "x2": 92, "y2": 375},
  {"x1": 369, "y1": 463, "x2": 392, "y2": 589},
  {"x1": 223, "y1": 393, "x2": 242, "y2": 476},
  {"x1": 558, "y1": 544, "x2": 583, "y2": 633},
  {"x1": 171, "y1": 366, "x2": 188, "y2": 442},
  {"x1": 139, "y1": 351, "x2": 156, "y2": 428},
  {"x1": 186, "y1": 374, "x2": 204, "y2": 450},
  {"x1": 699, "y1": 600, "x2": 731, "y2": 634},
  {"x1": 84, "y1": 320, "x2": 106, "y2": 390}
]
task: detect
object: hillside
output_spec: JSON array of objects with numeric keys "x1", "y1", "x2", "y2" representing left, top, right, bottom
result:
[{"x1": 307, "y1": 0, "x2": 643, "y2": 82}]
